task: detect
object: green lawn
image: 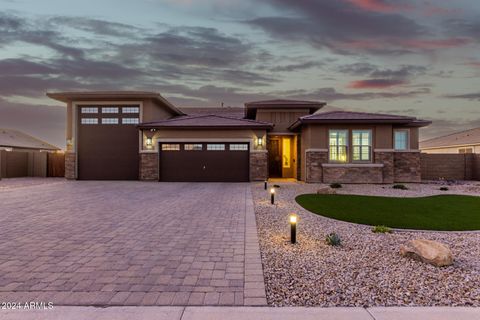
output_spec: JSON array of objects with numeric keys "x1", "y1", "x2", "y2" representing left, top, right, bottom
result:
[{"x1": 295, "y1": 194, "x2": 480, "y2": 231}]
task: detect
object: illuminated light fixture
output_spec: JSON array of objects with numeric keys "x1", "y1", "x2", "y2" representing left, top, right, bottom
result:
[
  {"x1": 257, "y1": 137, "x2": 263, "y2": 147},
  {"x1": 146, "y1": 138, "x2": 153, "y2": 147},
  {"x1": 270, "y1": 187, "x2": 275, "y2": 205},
  {"x1": 289, "y1": 214, "x2": 298, "y2": 244}
]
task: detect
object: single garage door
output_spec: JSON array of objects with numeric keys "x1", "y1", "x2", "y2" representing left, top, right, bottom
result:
[
  {"x1": 160, "y1": 142, "x2": 249, "y2": 182},
  {"x1": 77, "y1": 106, "x2": 139, "y2": 180}
]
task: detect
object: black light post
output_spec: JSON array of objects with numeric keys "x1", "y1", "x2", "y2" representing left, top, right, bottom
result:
[
  {"x1": 270, "y1": 187, "x2": 275, "y2": 205},
  {"x1": 290, "y1": 214, "x2": 297, "y2": 244},
  {"x1": 264, "y1": 180, "x2": 267, "y2": 190}
]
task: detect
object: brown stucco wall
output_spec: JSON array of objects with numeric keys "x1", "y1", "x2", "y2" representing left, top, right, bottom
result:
[
  {"x1": 256, "y1": 109, "x2": 310, "y2": 133},
  {"x1": 139, "y1": 152, "x2": 159, "y2": 181}
]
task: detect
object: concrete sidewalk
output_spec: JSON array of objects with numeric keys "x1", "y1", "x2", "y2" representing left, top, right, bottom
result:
[{"x1": 1, "y1": 306, "x2": 478, "y2": 320}]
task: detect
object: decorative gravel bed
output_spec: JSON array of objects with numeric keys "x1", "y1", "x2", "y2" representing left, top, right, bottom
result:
[{"x1": 252, "y1": 181, "x2": 480, "y2": 307}]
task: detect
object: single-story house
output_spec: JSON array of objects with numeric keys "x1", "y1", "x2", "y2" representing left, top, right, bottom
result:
[
  {"x1": 0, "y1": 128, "x2": 60, "y2": 178},
  {"x1": 420, "y1": 127, "x2": 480, "y2": 154},
  {"x1": 47, "y1": 91, "x2": 430, "y2": 183}
]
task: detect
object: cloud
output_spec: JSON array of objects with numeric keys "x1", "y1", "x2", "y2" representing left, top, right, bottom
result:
[
  {"x1": 345, "y1": 0, "x2": 413, "y2": 13},
  {"x1": 338, "y1": 63, "x2": 427, "y2": 78},
  {"x1": 444, "y1": 92, "x2": 480, "y2": 100},
  {"x1": 348, "y1": 79, "x2": 407, "y2": 89},
  {"x1": 270, "y1": 61, "x2": 324, "y2": 72},
  {"x1": 401, "y1": 38, "x2": 472, "y2": 49}
]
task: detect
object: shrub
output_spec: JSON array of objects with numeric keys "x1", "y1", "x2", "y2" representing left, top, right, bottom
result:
[
  {"x1": 372, "y1": 225, "x2": 392, "y2": 233},
  {"x1": 392, "y1": 184, "x2": 408, "y2": 190},
  {"x1": 273, "y1": 184, "x2": 280, "y2": 188},
  {"x1": 325, "y1": 232, "x2": 342, "y2": 246},
  {"x1": 440, "y1": 187, "x2": 449, "y2": 191},
  {"x1": 330, "y1": 183, "x2": 342, "y2": 189}
]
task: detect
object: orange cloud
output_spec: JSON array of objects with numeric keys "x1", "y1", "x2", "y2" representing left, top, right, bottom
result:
[
  {"x1": 348, "y1": 79, "x2": 407, "y2": 89},
  {"x1": 346, "y1": 0, "x2": 412, "y2": 13}
]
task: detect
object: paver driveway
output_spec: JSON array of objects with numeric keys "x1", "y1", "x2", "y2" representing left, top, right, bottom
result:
[{"x1": 0, "y1": 180, "x2": 266, "y2": 306}]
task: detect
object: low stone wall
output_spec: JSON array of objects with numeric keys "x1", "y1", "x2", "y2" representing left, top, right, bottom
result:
[
  {"x1": 322, "y1": 165, "x2": 383, "y2": 184},
  {"x1": 305, "y1": 151, "x2": 328, "y2": 183},
  {"x1": 394, "y1": 152, "x2": 421, "y2": 182},
  {"x1": 139, "y1": 153, "x2": 158, "y2": 181},
  {"x1": 250, "y1": 152, "x2": 268, "y2": 181},
  {"x1": 65, "y1": 152, "x2": 76, "y2": 180},
  {"x1": 420, "y1": 153, "x2": 477, "y2": 180},
  {"x1": 374, "y1": 151, "x2": 394, "y2": 183}
]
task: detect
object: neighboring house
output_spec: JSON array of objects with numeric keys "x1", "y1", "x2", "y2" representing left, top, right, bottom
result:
[
  {"x1": 47, "y1": 91, "x2": 430, "y2": 183},
  {"x1": 420, "y1": 127, "x2": 480, "y2": 154},
  {"x1": 0, "y1": 128, "x2": 60, "y2": 178}
]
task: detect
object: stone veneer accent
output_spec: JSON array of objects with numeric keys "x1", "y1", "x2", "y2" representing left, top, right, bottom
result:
[
  {"x1": 65, "y1": 152, "x2": 76, "y2": 180},
  {"x1": 250, "y1": 152, "x2": 267, "y2": 181},
  {"x1": 374, "y1": 151, "x2": 394, "y2": 183},
  {"x1": 394, "y1": 151, "x2": 421, "y2": 182},
  {"x1": 139, "y1": 152, "x2": 159, "y2": 181},
  {"x1": 322, "y1": 165, "x2": 383, "y2": 184},
  {"x1": 305, "y1": 151, "x2": 328, "y2": 182}
]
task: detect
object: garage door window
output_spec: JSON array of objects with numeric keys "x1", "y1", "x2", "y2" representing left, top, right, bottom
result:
[
  {"x1": 102, "y1": 118, "x2": 119, "y2": 124},
  {"x1": 81, "y1": 107, "x2": 98, "y2": 113},
  {"x1": 162, "y1": 144, "x2": 180, "y2": 151},
  {"x1": 207, "y1": 144, "x2": 225, "y2": 151},
  {"x1": 81, "y1": 118, "x2": 98, "y2": 124},
  {"x1": 185, "y1": 144, "x2": 203, "y2": 151},
  {"x1": 122, "y1": 118, "x2": 139, "y2": 124},
  {"x1": 102, "y1": 107, "x2": 119, "y2": 113},
  {"x1": 122, "y1": 107, "x2": 139, "y2": 113},
  {"x1": 229, "y1": 144, "x2": 248, "y2": 151}
]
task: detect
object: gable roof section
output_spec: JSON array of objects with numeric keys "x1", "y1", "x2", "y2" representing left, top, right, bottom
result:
[
  {"x1": 288, "y1": 111, "x2": 431, "y2": 130},
  {"x1": 138, "y1": 114, "x2": 273, "y2": 130},
  {"x1": 47, "y1": 91, "x2": 184, "y2": 116},
  {"x1": 0, "y1": 128, "x2": 60, "y2": 150},
  {"x1": 420, "y1": 127, "x2": 480, "y2": 149}
]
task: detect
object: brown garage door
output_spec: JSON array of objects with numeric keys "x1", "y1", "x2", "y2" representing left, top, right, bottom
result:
[
  {"x1": 77, "y1": 106, "x2": 139, "y2": 180},
  {"x1": 160, "y1": 142, "x2": 249, "y2": 182}
]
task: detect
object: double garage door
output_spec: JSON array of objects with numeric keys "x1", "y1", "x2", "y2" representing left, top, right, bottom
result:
[{"x1": 160, "y1": 142, "x2": 249, "y2": 182}]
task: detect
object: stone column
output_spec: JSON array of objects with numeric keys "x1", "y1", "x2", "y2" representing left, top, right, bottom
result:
[
  {"x1": 374, "y1": 151, "x2": 394, "y2": 183},
  {"x1": 65, "y1": 152, "x2": 76, "y2": 180},
  {"x1": 394, "y1": 151, "x2": 421, "y2": 182},
  {"x1": 305, "y1": 150, "x2": 328, "y2": 183},
  {"x1": 250, "y1": 151, "x2": 268, "y2": 181},
  {"x1": 139, "y1": 153, "x2": 159, "y2": 181}
]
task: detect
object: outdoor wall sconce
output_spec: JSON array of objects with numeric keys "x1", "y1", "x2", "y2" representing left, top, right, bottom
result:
[
  {"x1": 257, "y1": 137, "x2": 263, "y2": 147},
  {"x1": 146, "y1": 138, "x2": 153, "y2": 148},
  {"x1": 289, "y1": 214, "x2": 297, "y2": 244},
  {"x1": 270, "y1": 187, "x2": 275, "y2": 205}
]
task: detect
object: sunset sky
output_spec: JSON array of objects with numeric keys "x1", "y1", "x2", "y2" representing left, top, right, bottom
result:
[{"x1": 0, "y1": 0, "x2": 479, "y2": 148}]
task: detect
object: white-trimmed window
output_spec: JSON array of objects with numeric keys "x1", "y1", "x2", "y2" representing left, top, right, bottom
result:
[
  {"x1": 81, "y1": 107, "x2": 98, "y2": 114},
  {"x1": 81, "y1": 118, "x2": 98, "y2": 124},
  {"x1": 162, "y1": 144, "x2": 180, "y2": 151},
  {"x1": 329, "y1": 130, "x2": 348, "y2": 163},
  {"x1": 230, "y1": 144, "x2": 248, "y2": 151},
  {"x1": 101, "y1": 118, "x2": 119, "y2": 124},
  {"x1": 394, "y1": 130, "x2": 409, "y2": 150},
  {"x1": 352, "y1": 130, "x2": 372, "y2": 162},
  {"x1": 207, "y1": 144, "x2": 225, "y2": 151},
  {"x1": 184, "y1": 144, "x2": 203, "y2": 151},
  {"x1": 102, "y1": 107, "x2": 119, "y2": 113},
  {"x1": 122, "y1": 118, "x2": 139, "y2": 124},
  {"x1": 122, "y1": 107, "x2": 139, "y2": 114}
]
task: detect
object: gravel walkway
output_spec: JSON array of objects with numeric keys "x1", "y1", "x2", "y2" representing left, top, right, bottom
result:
[{"x1": 252, "y1": 181, "x2": 480, "y2": 307}]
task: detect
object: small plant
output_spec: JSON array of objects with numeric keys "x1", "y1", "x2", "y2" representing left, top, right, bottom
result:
[
  {"x1": 440, "y1": 187, "x2": 449, "y2": 191},
  {"x1": 392, "y1": 184, "x2": 408, "y2": 190},
  {"x1": 273, "y1": 184, "x2": 280, "y2": 188},
  {"x1": 372, "y1": 225, "x2": 392, "y2": 233},
  {"x1": 325, "y1": 232, "x2": 342, "y2": 246},
  {"x1": 330, "y1": 183, "x2": 342, "y2": 189}
]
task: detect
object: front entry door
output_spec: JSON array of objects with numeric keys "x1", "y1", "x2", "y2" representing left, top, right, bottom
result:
[{"x1": 268, "y1": 139, "x2": 282, "y2": 177}]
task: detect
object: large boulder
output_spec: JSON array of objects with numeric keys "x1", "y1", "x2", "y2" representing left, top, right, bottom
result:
[
  {"x1": 316, "y1": 187, "x2": 336, "y2": 195},
  {"x1": 400, "y1": 239, "x2": 453, "y2": 267}
]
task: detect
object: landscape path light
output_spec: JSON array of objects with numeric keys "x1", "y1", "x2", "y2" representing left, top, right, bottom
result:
[
  {"x1": 290, "y1": 214, "x2": 297, "y2": 244},
  {"x1": 264, "y1": 180, "x2": 267, "y2": 190},
  {"x1": 270, "y1": 187, "x2": 275, "y2": 205}
]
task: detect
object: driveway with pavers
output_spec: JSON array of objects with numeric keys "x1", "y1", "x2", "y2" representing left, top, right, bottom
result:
[{"x1": 0, "y1": 180, "x2": 266, "y2": 306}]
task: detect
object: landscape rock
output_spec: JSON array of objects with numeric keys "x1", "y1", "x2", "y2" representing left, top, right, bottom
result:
[
  {"x1": 400, "y1": 239, "x2": 454, "y2": 267},
  {"x1": 316, "y1": 187, "x2": 336, "y2": 195}
]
